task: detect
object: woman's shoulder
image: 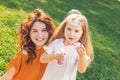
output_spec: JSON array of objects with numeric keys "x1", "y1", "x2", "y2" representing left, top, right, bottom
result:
[
  {"x1": 13, "y1": 50, "x2": 28, "y2": 58},
  {"x1": 21, "y1": 49, "x2": 28, "y2": 55},
  {"x1": 7, "y1": 50, "x2": 27, "y2": 71},
  {"x1": 12, "y1": 50, "x2": 28, "y2": 59}
]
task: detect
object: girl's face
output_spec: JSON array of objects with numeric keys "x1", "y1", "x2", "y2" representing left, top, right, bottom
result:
[
  {"x1": 64, "y1": 23, "x2": 83, "y2": 45},
  {"x1": 30, "y1": 21, "x2": 49, "y2": 49}
]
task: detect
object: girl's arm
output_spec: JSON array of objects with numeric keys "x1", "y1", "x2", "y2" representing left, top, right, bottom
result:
[
  {"x1": 76, "y1": 47, "x2": 89, "y2": 73},
  {"x1": 40, "y1": 52, "x2": 64, "y2": 63},
  {"x1": 40, "y1": 52, "x2": 56, "y2": 63},
  {"x1": 0, "y1": 66, "x2": 15, "y2": 80},
  {"x1": 77, "y1": 55, "x2": 89, "y2": 73}
]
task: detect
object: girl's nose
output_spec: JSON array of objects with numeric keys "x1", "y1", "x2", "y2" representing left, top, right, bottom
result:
[{"x1": 70, "y1": 31, "x2": 75, "y2": 36}]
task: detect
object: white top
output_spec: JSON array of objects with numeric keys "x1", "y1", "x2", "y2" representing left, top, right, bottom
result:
[{"x1": 42, "y1": 38, "x2": 90, "y2": 80}]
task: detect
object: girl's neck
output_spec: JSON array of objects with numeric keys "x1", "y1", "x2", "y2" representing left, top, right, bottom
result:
[{"x1": 64, "y1": 40, "x2": 73, "y2": 46}]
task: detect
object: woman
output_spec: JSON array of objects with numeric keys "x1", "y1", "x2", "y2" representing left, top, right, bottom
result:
[{"x1": 0, "y1": 9, "x2": 55, "y2": 80}]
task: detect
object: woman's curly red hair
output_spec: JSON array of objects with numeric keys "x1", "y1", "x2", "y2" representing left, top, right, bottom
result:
[{"x1": 17, "y1": 9, "x2": 55, "y2": 64}]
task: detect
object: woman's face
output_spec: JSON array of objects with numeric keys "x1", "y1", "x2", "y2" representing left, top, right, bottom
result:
[{"x1": 30, "y1": 21, "x2": 49, "y2": 49}]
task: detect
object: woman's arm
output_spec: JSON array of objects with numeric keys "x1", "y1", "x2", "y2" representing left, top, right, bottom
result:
[{"x1": 0, "y1": 66, "x2": 15, "y2": 80}]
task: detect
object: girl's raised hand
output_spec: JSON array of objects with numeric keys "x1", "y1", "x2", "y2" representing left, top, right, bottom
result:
[{"x1": 76, "y1": 44, "x2": 86, "y2": 58}]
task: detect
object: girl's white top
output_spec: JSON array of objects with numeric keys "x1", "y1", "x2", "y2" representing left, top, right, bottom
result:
[{"x1": 42, "y1": 38, "x2": 90, "y2": 80}]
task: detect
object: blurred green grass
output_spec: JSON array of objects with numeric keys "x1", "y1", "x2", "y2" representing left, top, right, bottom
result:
[{"x1": 0, "y1": 0, "x2": 120, "y2": 80}]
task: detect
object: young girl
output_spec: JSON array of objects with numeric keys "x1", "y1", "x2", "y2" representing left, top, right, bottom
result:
[
  {"x1": 0, "y1": 9, "x2": 55, "y2": 80},
  {"x1": 40, "y1": 9, "x2": 94, "y2": 80}
]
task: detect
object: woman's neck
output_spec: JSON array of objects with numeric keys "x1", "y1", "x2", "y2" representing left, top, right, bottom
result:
[{"x1": 36, "y1": 46, "x2": 42, "y2": 50}]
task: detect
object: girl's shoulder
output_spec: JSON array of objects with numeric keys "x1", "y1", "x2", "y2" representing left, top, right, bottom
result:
[
  {"x1": 53, "y1": 38, "x2": 64, "y2": 43},
  {"x1": 48, "y1": 38, "x2": 64, "y2": 47}
]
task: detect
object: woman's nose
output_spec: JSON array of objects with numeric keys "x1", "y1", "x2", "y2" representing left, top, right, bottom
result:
[{"x1": 38, "y1": 32, "x2": 43, "y2": 37}]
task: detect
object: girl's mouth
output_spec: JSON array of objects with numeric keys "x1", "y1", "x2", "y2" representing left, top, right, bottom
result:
[{"x1": 68, "y1": 37, "x2": 74, "y2": 40}]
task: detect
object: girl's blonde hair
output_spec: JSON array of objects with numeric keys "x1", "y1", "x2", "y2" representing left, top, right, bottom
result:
[{"x1": 49, "y1": 9, "x2": 94, "y2": 62}]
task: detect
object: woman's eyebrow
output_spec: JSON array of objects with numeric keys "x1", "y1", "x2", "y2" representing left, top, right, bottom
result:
[{"x1": 31, "y1": 29, "x2": 37, "y2": 30}]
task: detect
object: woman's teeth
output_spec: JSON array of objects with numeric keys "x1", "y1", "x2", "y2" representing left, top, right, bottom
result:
[{"x1": 36, "y1": 38, "x2": 44, "y2": 41}]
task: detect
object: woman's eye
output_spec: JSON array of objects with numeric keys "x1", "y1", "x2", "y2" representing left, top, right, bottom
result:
[
  {"x1": 32, "y1": 30, "x2": 37, "y2": 32},
  {"x1": 42, "y1": 29, "x2": 47, "y2": 32}
]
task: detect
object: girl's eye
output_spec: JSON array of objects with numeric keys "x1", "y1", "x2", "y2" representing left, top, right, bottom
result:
[
  {"x1": 75, "y1": 30, "x2": 79, "y2": 33},
  {"x1": 67, "y1": 28, "x2": 71, "y2": 31}
]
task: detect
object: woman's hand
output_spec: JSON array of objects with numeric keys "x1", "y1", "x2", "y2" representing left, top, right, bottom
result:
[{"x1": 0, "y1": 66, "x2": 15, "y2": 80}]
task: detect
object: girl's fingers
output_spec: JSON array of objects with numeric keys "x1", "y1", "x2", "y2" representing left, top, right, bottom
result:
[
  {"x1": 56, "y1": 54, "x2": 64, "y2": 61},
  {"x1": 76, "y1": 47, "x2": 82, "y2": 54},
  {"x1": 80, "y1": 45, "x2": 86, "y2": 51},
  {"x1": 76, "y1": 47, "x2": 86, "y2": 56}
]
